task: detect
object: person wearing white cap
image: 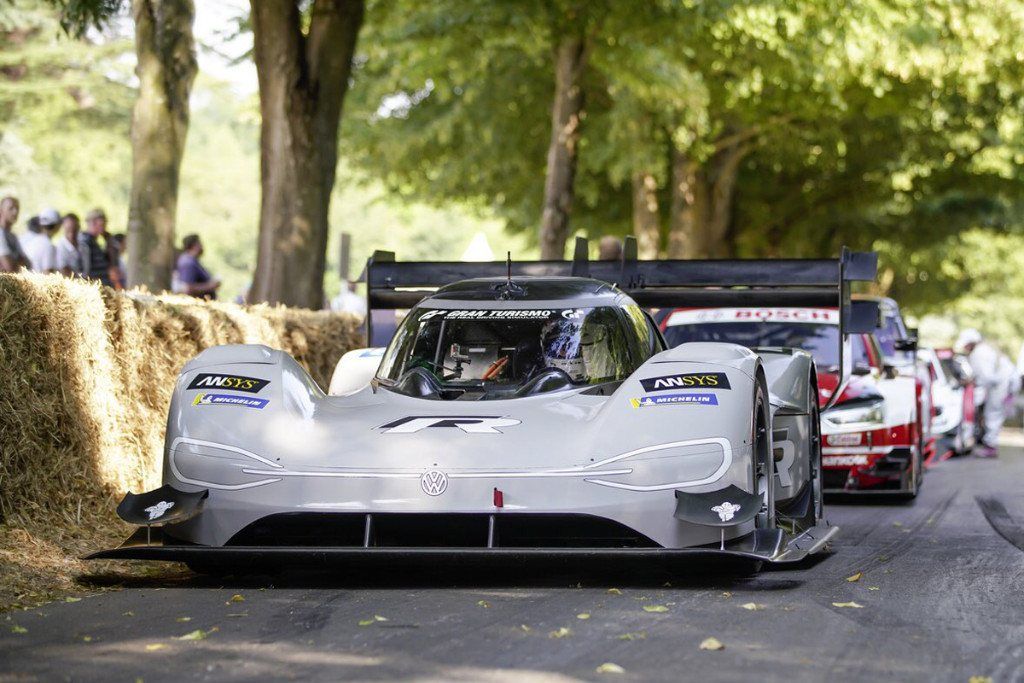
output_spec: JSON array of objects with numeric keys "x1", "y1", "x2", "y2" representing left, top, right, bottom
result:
[
  {"x1": 20, "y1": 208, "x2": 60, "y2": 273},
  {"x1": 956, "y1": 328, "x2": 1011, "y2": 456}
]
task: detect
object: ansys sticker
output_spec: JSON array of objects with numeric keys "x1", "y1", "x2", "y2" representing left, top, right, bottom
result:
[
  {"x1": 187, "y1": 373, "x2": 270, "y2": 394},
  {"x1": 639, "y1": 372, "x2": 731, "y2": 393}
]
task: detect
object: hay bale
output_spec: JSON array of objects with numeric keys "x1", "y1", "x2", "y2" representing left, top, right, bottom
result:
[{"x1": 0, "y1": 273, "x2": 363, "y2": 607}]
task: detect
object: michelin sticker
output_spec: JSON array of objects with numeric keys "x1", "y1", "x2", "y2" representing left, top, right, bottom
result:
[
  {"x1": 144, "y1": 501, "x2": 174, "y2": 521},
  {"x1": 712, "y1": 502, "x2": 742, "y2": 522},
  {"x1": 631, "y1": 393, "x2": 719, "y2": 408},
  {"x1": 639, "y1": 372, "x2": 731, "y2": 392},
  {"x1": 192, "y1": 393, "x2": 269, "y2": 409}
]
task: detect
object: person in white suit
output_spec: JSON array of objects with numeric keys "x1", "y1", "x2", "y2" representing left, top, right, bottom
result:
[{"x1": 957, "y1": 328, "x2": 1013, "y2": 456}]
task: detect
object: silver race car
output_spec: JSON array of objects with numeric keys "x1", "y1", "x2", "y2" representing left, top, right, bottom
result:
[{"x1": 90, "y1": 241, "x2": 877, "y2": 571}]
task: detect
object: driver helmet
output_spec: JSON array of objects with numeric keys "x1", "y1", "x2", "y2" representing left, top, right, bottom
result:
[{"x1": 541, "y1": 318, "x2": 591, "y2": 381}]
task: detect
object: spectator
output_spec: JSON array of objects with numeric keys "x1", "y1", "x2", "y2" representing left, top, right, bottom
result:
[
  {"x1": 0, "y1": 195, "x2": 30, "y2": 273},
  {"x1": 55, "y1": 213, "x2": 84, "y2": 276},
  {"x1": 109, "y1": 233, "x2": 127, "y2": 289},
  {"x1": 175, "y1": 234, "x2": 220, "y2": 299},
  {"x1": 331, "y1": 280, "x2": 367, "y2": 320},
  {"x1": 80, "y1": 208, "x2": 113, "y2": 286},
  {"x1": 598, "y1": 236, "x2": 624, "y2": 261},
  {"x1": 956, "y1": 328, "x2": 1014, "y2": 457},
  {"x1": 21, "y1": 208, "x2": 60, "y2": 272}
]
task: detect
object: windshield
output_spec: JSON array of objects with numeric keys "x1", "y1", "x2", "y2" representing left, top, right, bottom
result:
[
  {"x1": 377, "y1": 305, "x2": 653, "y2": 398},
  {"x1": 661, "y1": 308, "x2": 842, "y2": 370}
]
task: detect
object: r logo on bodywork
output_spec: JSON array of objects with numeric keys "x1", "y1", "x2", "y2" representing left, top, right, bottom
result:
[{"x1": 379, "y1": 416, "x2": 521, "y2": 434}]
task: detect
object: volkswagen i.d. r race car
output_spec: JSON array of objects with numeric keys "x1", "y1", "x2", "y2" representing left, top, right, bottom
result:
[{"x1": 89, "y1": 241, "x2": 877, "y2": 572}]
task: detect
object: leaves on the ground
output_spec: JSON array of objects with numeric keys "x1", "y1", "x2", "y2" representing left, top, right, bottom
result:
[
  {"x1": 617, "y1": 631, "x2": 646, "y2": 641},
  {"x1": 868, "y1": 586, "x2": 880, "y2": 591},
  {"x1": 144, "y1": 643, "x2": 166, "y2": 652},
  {"x1": 892, "y1": 522, "x2": 903, "y2": 527},
  {"x1": 607, "y1": 588, "x2": 622, "y2": 595},
  {"x1": 700, "y1": 637, "x2": 725, "y2": 651},
  {"x1": 358, "y1": 619, "x2": 375, "y2": 626},
  {"x1": 577, "y1": 613, "x2": 591, "y2": 620},
  {"x1": 227, "y1": 594, "x2": 244, "y2": 604},
  {"x1": 846, "y1": 572, "x2": 863, "y2": 582},
  {"x1": 374, "y1": 615, "x2": 388, "y2": 622},
  {"x1": 176, "y1": 617, "x2": 191, "y2": 622},
  {"x1": 741, "y1": 602, "x2": 765, "y2": 610},
  {"x1": 595, "y1": 662, "x2": 625, "y2": 674},
  {"x1": 10, "y1": 625, "x2": 27, "y2": 634},
  {"x1": 177, "y1": 629, "x2": 209, "y2": 641},
  {"x1": 721, "y1": 591, "x2": 732, "y2": 598},
  {"x1": 548, "y1": 627, "x2": 572, "y2": 638},
  {"x1": 969, "y1": 677, "x2": 994, "y2": 683},
  {"x1": 477, "y1": 600, "x2": 490, "y2": 608},
  {"x1": 519, "y1": 624, "x2": 531, "y2": 632},
  {"x1": 831, "y1": 601, "x2": 864, "y2": 609},
  {"x1": 642, "y1": 605, "x2": 669, "y2": 613},
  {"x1": 122, "y1": 611, "x2": 134, "y2": 617},
  {"x1": 82, "y1": 635, "x2": 92, "y2": 642},
  {"x1": 64, "y1": 597, "x2": 81, "y2": 603}
]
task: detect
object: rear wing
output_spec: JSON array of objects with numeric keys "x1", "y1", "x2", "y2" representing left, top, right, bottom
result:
[{"x1": 363, "y1": 237, "x2": 878, "y2": 348}]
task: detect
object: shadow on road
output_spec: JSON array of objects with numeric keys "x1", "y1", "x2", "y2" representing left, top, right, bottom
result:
[{"x1": 77, "y1": 554, "x2": 813, "y2": 593}]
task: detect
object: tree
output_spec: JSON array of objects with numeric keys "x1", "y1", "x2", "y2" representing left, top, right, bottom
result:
[
  {"x1": 126, "y1": 0, "x2": 197, "y2": 291},
  {"x1": 539, "y1": 32, "x2": 587, "y2": 259},
  {"x1": 248, "y1": 0, "x2": 364, "y2": 309}
]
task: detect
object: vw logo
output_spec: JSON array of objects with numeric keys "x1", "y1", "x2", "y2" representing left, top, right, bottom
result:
[{"x1": 420, "y1": 470, "x2": 449, "y2": 496}]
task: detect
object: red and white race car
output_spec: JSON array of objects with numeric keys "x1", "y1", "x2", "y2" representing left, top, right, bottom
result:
[
  {"x1": 656, "y1": 306, "x2": 926, "y2": 497},
  {"x1": 924, "y1": 347, "x2": 976, "y2": 456}
]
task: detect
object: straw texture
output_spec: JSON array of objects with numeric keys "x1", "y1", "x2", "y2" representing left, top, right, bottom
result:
[{"x1": 0, "y1": 273, "x2": 362, "y2": 607}]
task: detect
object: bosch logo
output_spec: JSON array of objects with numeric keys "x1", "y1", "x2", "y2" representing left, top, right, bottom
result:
[{"x1": 420, "y1": 470, "x2": 449, "y2": 496}]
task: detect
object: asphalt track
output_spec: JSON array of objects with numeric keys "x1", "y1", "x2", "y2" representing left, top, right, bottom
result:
[{"x1": 3, "y1": 436, "x2": 1024, "y2": 682}]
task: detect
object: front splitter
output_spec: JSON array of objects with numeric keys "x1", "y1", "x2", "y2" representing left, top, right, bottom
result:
[{"x1": 86, "y1": 523, "x2": 838, "y2": 566}]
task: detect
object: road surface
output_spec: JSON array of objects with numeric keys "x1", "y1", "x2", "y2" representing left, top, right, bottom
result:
[{"x1": 3, "y1": 437, "x2": 1024, "y2": 682}]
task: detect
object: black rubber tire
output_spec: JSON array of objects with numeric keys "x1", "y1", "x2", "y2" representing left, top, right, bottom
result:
[{"x1": 753, "y1": 379, "x2": 775, "y2": 531}]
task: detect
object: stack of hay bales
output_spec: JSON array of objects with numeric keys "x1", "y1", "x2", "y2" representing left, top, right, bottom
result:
[{"x1": 0, "y1": 273, "x2": 363, "y2": 605}]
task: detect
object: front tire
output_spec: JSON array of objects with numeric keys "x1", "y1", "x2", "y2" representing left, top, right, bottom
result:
[{"x1": 753, "y1": 379, "x2": 775, "y2": 530}]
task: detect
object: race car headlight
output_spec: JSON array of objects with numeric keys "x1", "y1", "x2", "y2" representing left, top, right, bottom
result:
[{"x1": 824, "y1": 400, "x2": 885, "y2": 427}]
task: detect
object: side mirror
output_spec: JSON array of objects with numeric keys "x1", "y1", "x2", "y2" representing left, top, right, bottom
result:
[
  {"x1": 852, "y1": 361, "x2": 872, "y2": 376},
  {"x1": 894, "y1": 337, "x2": 918, "y2": 352}
]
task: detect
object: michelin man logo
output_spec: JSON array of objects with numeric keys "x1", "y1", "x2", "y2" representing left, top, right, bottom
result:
[
  {"x1": 144, "y1": 501, "x2": 175, "y2": 521},
  {"x1": 711, "y1": 501, "x2": 742, "y2": 523}
]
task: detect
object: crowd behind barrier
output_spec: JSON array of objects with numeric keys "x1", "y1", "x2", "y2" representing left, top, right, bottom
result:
[{"x1": 0, "y1": 194, "x2": 219, "y2": 300}]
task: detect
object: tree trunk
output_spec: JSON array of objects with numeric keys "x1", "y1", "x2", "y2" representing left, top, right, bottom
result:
[
  {"x1": 539, "y1": 36, "x2": 587, "y2": 260},
  {"x1": 631, "y1": 171, "x2": 660, "y2": 258},
  {"x1": 249, "y1": 0, "x2": 364, "y2": 309},
  {"x1": 126, "y1": 0, "x2": 197, "y2": 291},
  {"x1": 666, "y1": 136, "x2": 752, "y2": 258},
  {"x1": 666, "y1": 146, "x2": 707, "y2": 258},
  {"x1": 703, "y1": 142, "x2": 747, "y2": 258}
]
